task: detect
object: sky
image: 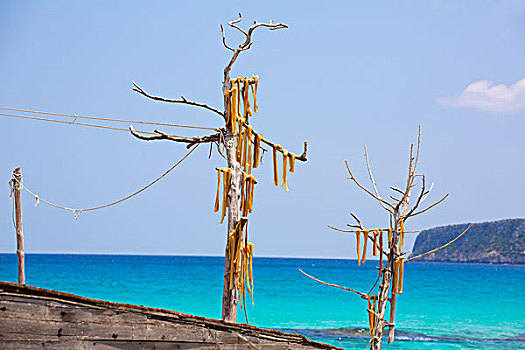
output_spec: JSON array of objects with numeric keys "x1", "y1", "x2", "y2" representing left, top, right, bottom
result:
[{"x1": 1, "y1": 1, "x2": 524, "y2": 258}]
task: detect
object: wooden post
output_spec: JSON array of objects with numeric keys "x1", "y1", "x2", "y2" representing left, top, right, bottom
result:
[{"x1": 13, "y1": 167, "x2": 25, "y2": 285}]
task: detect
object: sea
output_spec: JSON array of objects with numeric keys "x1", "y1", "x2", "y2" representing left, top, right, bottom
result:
[{"x1": 0, "y1": 254, "x2": 523, "y2": 349}]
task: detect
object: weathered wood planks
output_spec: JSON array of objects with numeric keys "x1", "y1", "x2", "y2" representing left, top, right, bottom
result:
[{"x1": 0, "y1": 282, "x2": 340, "y2": 350}]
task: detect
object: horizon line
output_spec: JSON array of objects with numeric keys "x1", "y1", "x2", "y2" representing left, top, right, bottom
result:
[{"x1": 0, "y1": 251, "x2": 391, "y2": 261}]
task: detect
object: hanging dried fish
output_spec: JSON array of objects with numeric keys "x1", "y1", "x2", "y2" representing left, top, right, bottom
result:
[
  {"x1": 379, "y1": 229, "x2": 384, "y2": 270},
  {"x1": 240, "y1": 171, "x2": 246, "y2": 213},
  {"x1": 245, "y1": 126, "x2": 253, "y2": 174},
  {"x1": 247, "y1": 242, "x2": 254, "y2": 305},
  {"x1": 282, "y1": 149, "x2": 289, "y2": 192},
  {"x1": 355, "y1": 230, "x2": 361, "y2": 266},
  {"x1": 251, "y1": 75, "x2": 258, "y2": 113},
  {"x1": 230, "y1": 85, "x2": 238, "y2": 133},
  {"x1": 392, "y1": 258, "x2": 399, "y2": 296},
  {"x1": 220, "y1": 168, "x2": 231, "y2": 224},
  {"x1": 362, "y1": 230, "x2": 369, "y2": 264},
  {"x1": 372, "y1": 229, "x2": 379, "y2": 256},
  {"x1": 400, "y1": 218, "x2": 405, "y2": 251},
  {"x1": 243, "y1": 77, "x2": 252, "y2": 117},
  {"x1": 214, "y1": 169, "x2": 221, "y2": 212},
  {"x1": 236, "y1": 126, "x2": 244, "y2": 163},
  {"x1": 242, "y1": 126, "x2": 249, "y2": 170},
  {"x1": 246, "y1": 175, "x2": 256, "y2": 213},
  {"x1": 288, "y1": 152, "x2": 295, "y2": 172},
  {"x1": 236, "y1": 78, "x2": 242, "y2": 117},
  {"x1": 253, "y1": 133, "x2": 263, "y2": 168},
  {"x1": 273, "y1": 144, "x2": 281, "y2": 186},
  {"x1": 397, "y1": 257, "x2": 405, "y2": 294}
]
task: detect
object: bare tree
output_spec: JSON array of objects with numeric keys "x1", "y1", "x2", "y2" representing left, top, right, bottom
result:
[
  {"x1": 130, "y1": 14, "x2": 308, "y2": 323},
  {"x1": 301, "y1": 128, "x2": 471, "y2": 349}
]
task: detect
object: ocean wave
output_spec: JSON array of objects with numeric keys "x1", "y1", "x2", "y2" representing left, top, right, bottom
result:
[{"x1": 278, "y1": 327, "x2": 525, "y2": 344}]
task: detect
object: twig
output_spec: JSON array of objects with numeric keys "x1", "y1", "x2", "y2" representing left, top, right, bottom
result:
[
  {"x1": 366, "y1": 272, "x2": 382, "y2": 296},
  {"x1": 350, "y1": 212, "x2": 365, "y2": 229},
  {"x1": 406, "y1": 224, "x2": 472, "y2": 262},
  {"x1": 364, "y1": 145, "x2": 391, "y2": 213},
  {"x1": 219, "y1": 24, "x2": 235, "y2": 52},
  {"x1": 405, "y1": 175, "x2": 426, "y2": 218},
  {"x1": 390, "y1": 186, "x2": 404, "y2": 195},
  {"x1": 132, "y1": 81, "x2": 224, "y2": 117},
  {"x1": 345, "y1": 161, "x2": 395, "y2": 212},
  {"x1": 299, "y1": 269, "x2": 367, "y2": 298},
  {"x1": 419, "y1": 182, "x2": 434, "y2": 206},
  {"x1": 407, "y1": 193, "x2": 448, "y2": 218},
  {"x1": 329, "y1": 226, "x2": 419, "y2": 234}
]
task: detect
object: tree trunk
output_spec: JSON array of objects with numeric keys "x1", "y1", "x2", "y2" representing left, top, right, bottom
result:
[
  {"x1": 370, "y1": 218, "x2": 400, "y2": 350},
  {"x1": 221, "y1": 132, "x2": 242, "y2": 322},
  {"x1": 220, "y1": 72, "x2": 242, "y2": 323}
]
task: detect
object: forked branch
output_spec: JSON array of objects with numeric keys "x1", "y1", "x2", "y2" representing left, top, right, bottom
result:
[
  {"x1": 222, "y1": 13, "x2": 288, "y2": 85},
  {"x1": 132, "y1": 81, "x2": 224, "y2": 117},
  {"x1": 345, "y1": 161, "x2": 395, "y2": 212},
  {"x1": 406, "y1": 193, "x2": 449, "y2": 218}
]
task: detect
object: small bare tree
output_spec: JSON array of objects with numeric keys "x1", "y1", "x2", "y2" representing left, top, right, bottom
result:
[
  {"x1": 130, "y1": 14, "x2": 307, "y2": 323},
  {"x1": 300, "y1": 128, "x2": 471, "y2": 349}
]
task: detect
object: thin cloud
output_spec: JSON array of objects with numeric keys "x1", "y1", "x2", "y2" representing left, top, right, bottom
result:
[{"x1": 438, "y1": 77, "x2": 525, "y2": 113}]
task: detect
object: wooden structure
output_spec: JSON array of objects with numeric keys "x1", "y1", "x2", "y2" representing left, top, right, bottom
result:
[
  {"x1": 11, "y1": 167, "x2": 25, "y2": 285},
  {"x1": 0, "y1": 282, "x2": 339, "y2": 350},
  {"x1": 129, "y1": 14, "x2": 307, "y2": 323}
]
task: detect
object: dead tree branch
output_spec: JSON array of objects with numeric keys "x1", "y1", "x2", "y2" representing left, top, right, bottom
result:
[
  {"x1": 299, "y1": 269, "x2": 367, "y2": 298},
  {"x1": 406, "y1": 224, "x2": 472, "y2": 262},
  {"x1": 345, "y1": 161, "x2": 395, "y2": 212},
  {"x1": 222, "y1": 13, "x2": 288, "y2": 90},
  {"x1": 132, "y1": 81, "x2": 224, "y2": 117},
  {"x1": 407, "y1": 193, "x2": 449, "y2": 218},
  {"x1": 129, "y1": 126, "x2": 221, "y2": 148},
  {"x1": 364, "y1": 145, "x2": 391, "y2": 213}
]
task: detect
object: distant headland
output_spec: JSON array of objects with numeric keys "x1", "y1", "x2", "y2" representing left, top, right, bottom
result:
[{"x1": 410, "y1": 218, "x2": 525, "y2": 264}]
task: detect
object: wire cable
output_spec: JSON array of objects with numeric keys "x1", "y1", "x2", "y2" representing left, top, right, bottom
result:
[
  {"x1": 0, "y1": 112, "x2": 157, "y2": 135},
  {"x1": 0, "y1": 106, "x2": 217, "y2": 131}
]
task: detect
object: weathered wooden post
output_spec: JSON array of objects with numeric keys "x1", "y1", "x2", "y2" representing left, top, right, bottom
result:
[{"x1": 12, "y1": 167, "x2": 25, "y2": 285}]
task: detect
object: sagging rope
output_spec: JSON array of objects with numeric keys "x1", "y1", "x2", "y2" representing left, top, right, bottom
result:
[{"x1": 9, "y1": 144, "x2": 199, "y2": 219}]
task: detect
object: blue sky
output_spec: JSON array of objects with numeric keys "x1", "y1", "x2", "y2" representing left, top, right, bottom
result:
[{"x1": 1, "y1": 1, "x2": 524, "y2": 258}]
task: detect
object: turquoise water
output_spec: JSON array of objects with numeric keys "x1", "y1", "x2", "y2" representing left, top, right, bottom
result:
[{"x1": 0, "y1": 254, "x2": 523, "y2": 349}]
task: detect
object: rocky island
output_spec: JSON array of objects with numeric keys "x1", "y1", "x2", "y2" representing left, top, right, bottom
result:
[{"x1": 410, "y1": 218, "x2": 525, "y2": 264}]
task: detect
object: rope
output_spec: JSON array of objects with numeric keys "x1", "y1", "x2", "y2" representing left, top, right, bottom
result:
[
  {"x1": 0, "y1": 107, "x2": 217, "y2": 131},
  {"x1": 0, "y1": 112, "x2": 157, "y2": 135},
  {"x1": 11, "y1": 144, "x2": 199, "y2": 219}
]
